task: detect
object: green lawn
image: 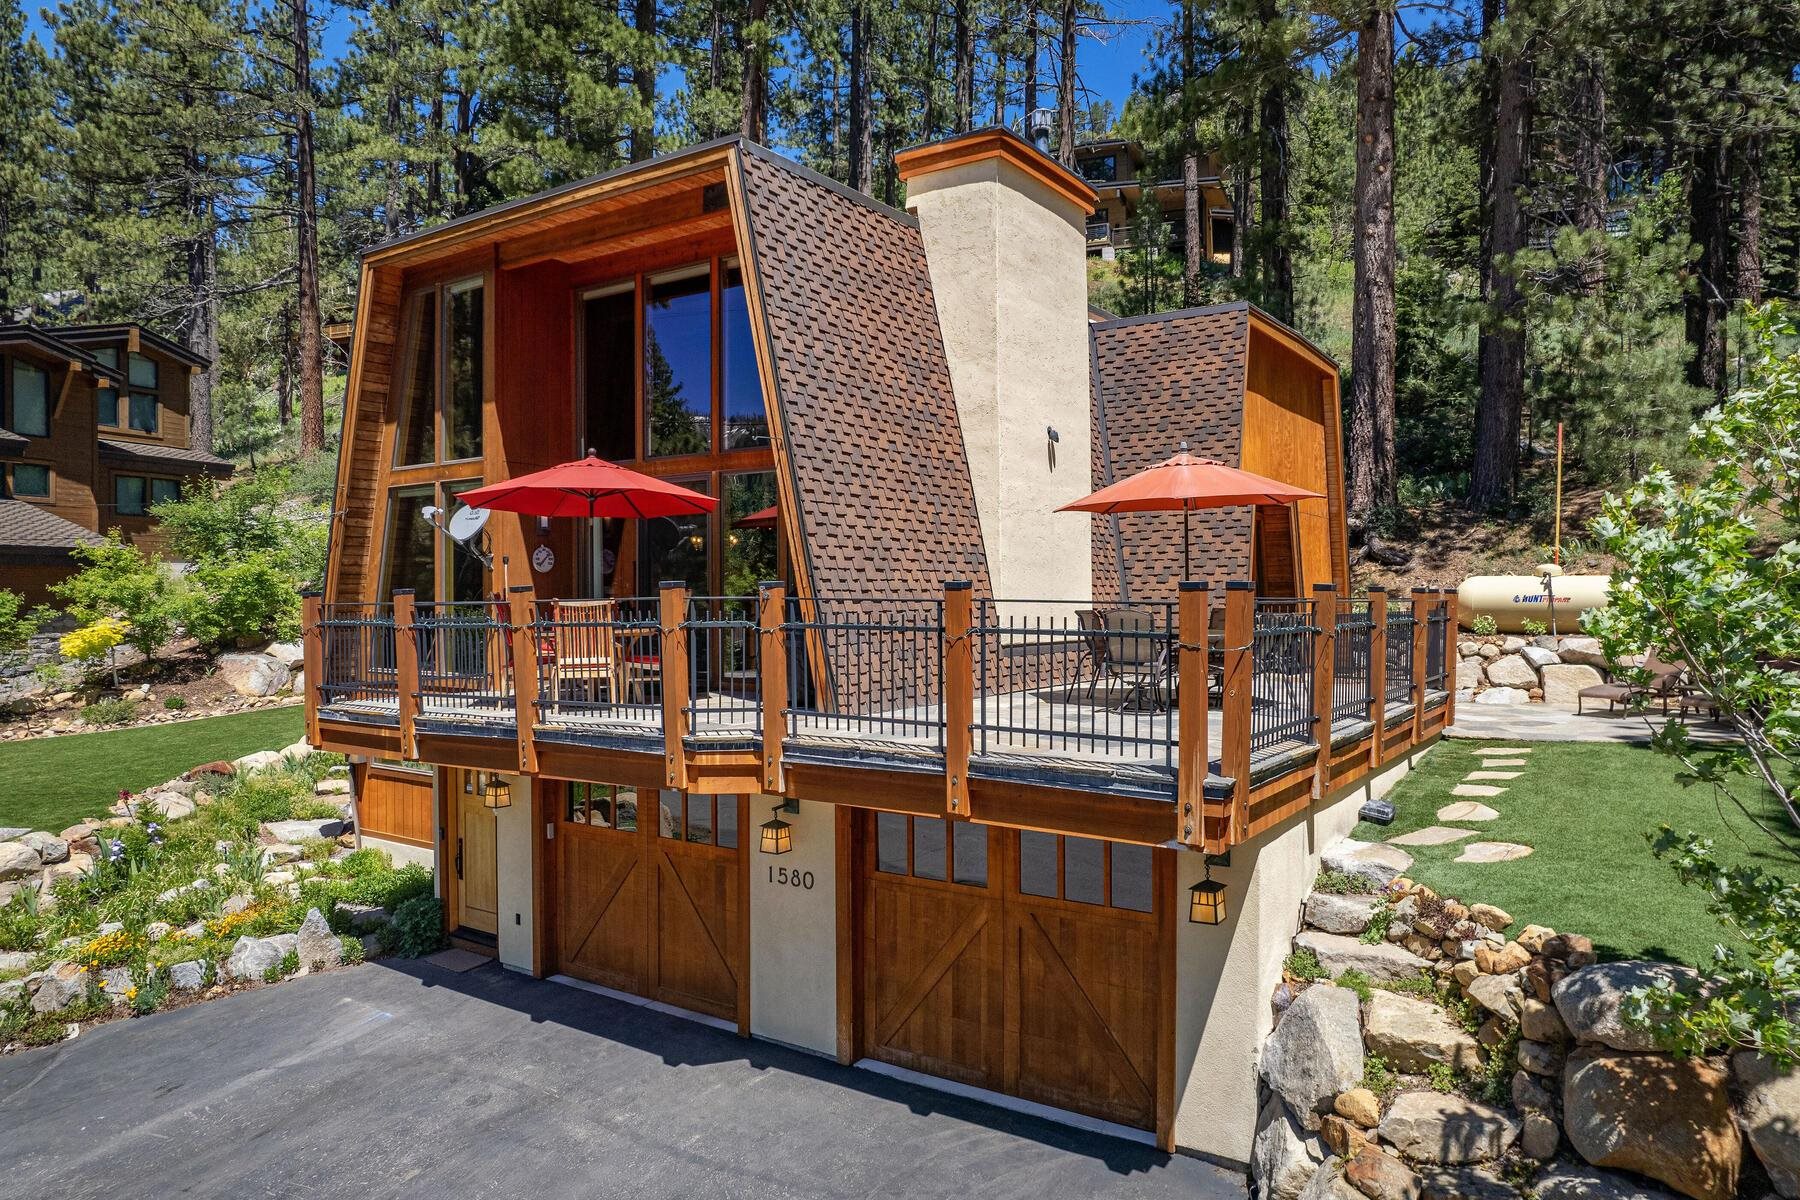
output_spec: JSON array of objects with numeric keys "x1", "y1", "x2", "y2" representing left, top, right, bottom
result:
[
  {"x1": 1354, "y1": 738, "x2": 1796, "y2": 968},
  {"x1": 0, "y1": 707, "x2": 305, "y2": 835}
]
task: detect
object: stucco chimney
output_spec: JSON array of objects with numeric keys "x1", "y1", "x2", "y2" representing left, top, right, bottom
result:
[{"x1": 895, "y1": 129, "x2": 1099, "y2": 607}]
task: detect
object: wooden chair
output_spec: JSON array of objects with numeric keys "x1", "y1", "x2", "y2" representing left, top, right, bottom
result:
[{"x1": 546, "y1": 600, "x2": 621, "y2": 706}]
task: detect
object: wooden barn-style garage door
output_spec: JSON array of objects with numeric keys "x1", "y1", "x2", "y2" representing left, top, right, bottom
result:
[
  {"x1": 858, "y1": 812, "x2": 1171, "y2": 1134},
  {"x1": 555, "y1": 782, "x2": 748, "y2": 1027}
]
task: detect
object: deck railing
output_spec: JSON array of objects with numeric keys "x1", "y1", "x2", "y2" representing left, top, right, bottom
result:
[
  {"x1": 1424, "y1": 594, "x2": 1451, "y2": 692},
  {"x1": 686, "y1": 595, "x2": 762, "y2": 741},
  {"x1": 412, "y1": 600, "x2": 515, "y2": 724},
  {"x1": 1332, "y1": 599, "x2": 1375, "y2": 725},
  {"x1": 530, "y1": 597, "x2": 662, "y2": 731},
  {"x1": 1250, "y1": 598, "x2": 1318, "y2": 754},
  {"x1": 316, "y1": 602, "x2": 397, "y2": 708},
  {"x1": 782, "y1": 595, "x2": 946, "y2": 751},
  {"x1": 1385, "y1": 606, "x2": 1417, "y2": 708}
]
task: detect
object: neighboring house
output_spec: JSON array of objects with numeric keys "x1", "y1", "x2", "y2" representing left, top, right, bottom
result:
[
  {"x1": 0, "y1": 322, "x2": 230, "y2": 603},
  {"x1": 1075, "y1": 137, "x2": 1236, "y2": 265},
  {"x1": 306, "y1": 128, "x2": 1452, "y2": 1162}
]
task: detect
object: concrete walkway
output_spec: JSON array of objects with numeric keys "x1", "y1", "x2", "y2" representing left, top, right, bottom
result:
[
  {"x1": 0, "y1": 959, "x2": 1246, "y2": 1200},
  {"x1": 1447, "y1": 701, "x2": 1739, "y2": 744}
]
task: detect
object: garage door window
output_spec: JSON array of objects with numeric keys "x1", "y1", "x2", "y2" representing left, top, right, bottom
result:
[
  {"x1": 1018, "y1": 832, "x2": 1153, "y2": 913},
  {"x1": 876, "y1": 814, "x2": 987, "y2": 888},
  {"x1": 567, "y1": 782, "x2": 638, "y2": 831},
  {"x1": 659, "y1": 790, "x2": 737, "y2": 848}
]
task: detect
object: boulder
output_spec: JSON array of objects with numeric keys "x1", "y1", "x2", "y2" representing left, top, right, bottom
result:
[
  {"x1": 1344, "y1": 1148, "x2": 1423, "y2": 1200},
  {"x1": 1517, "y1": 1039, "x2": 1564, "y2": 1076},
  {"x1": 1363, "y1": 990, "x2": 1484, "y2": 1074},
  {"x1": 0, "y1": 949, "x2": 31, "y2": 973},
  {"x1": 1260, "y1": 984, "x2": 1366, "y2": 1128},
  {"x1": 314, "y1": 778, "x2": 352, "y2": 796},
  {"x1": 262, "y1": 640, "x2": 306, "y2": 668},
  {"x1": 280, "y1": 738, "x2": 314, "y2": 761},
  {"x1": 1556, "y1": 637, "x2": 1612, "y2": 669},
  {"x1": 295, "y1": 908, "x2": 342, "y2": 971},
  {"x1": 58, "y1": 821, "x2": 98, "y2": 842},
  {"x1": 1415, "y1": 1166, "x2": 1521, "y2": 1200},
  {"x1": 167, "y1": 959, "x2": 208, "y2": 992},
  {"x1": 1476, "y1": 643, "x2": 1501, "y2": 660},
  {"x1": 99, "y1": 966, "x2": 132, "y2": 1006},
  {"x1": 18, "y1": 832, "x2": 68, "y2": 864},
  {"x1": 0, "y1": 840, "x2": 41, "y2": 881},
  {"x1": 1473, "y1": 687, "x2": 1530, "y2": 706},
  {"x1": 1562, "y1": 1049, "x2": 1738, "y2": 1200},
  {"x1": 147, "y1": 794, "x2": 195, "y2": 821},
  {"x1": 183, "y1": 760, "x2": 235, "y2": 780},
  {"x1": 1378, "y1": 1092, "x2": 1519, "y2": 1164},
  {"x1": 1320, "y1": 1114, "x2": 1367, "y2": 1161},
  {"x1": 1336, "y1": 1088, "x2": 1382, "y2": 1129},
  {"x1": 1520, "y1": 645, "x2": 1560, "y2": 668},
  {"x1": 1553, "y1": 961, "x2": 1700, "y2": 1052},
  {"x1": 1532, "y1": 1165, "x2": 1680, "y2": 1200},
  {"x1": 1522, "y1": 1112, "x2": 1560, "y2": 1160},
  {"x1": 43, "y1": 851, "x2": 93, "y2": 883},
  {"x1": 145, "y1": 922, "x2": 172, "y2": 942},
  {"x1": 1306, "y1": 892, "x2": 1384, "y2": 936},
  {"x1": 1466, "y1": 973, "x2": 1523, "y2": 1023},
  {"x1": 1296, "y1": 931, "x2": 1432, "y2": 984},
  {"x1": 217, "y1": 653, "x2": 291, "y2": 698},
  {"x1": 1733, "y1": 1052, "x2": 1800, "y2": 1198},
  {"x1": 264, "y1": 818, "x2": 344, "y2": 843},
  {"x1": 334, "y1": 902, "x2": 391, "y2": 931},
  {"x1": 1501, "y1": 636, "x2": 1527, "y2": 654},
  {"x1": 1322, "y1": 840, "x2": 1414, "y2": 889},
  {"x1": 1512, "y1": 1070, "x2": 1554, "y2": 1113},
  {"x1": 1485, "y1": 655, "x2": 1540, "y2": 689},
  {"x1": 29, "y1": 961, "x2": 88, "y2": 1013},
  {"x1": 1520, "y1": 998, "x2": 1568, "y2": 1044},
  {"x1": 1516, "y1": 924, "x2": 1555, "y2": 954},
  {"x1": 1298, "y1": 1158, "x2": 1365, "y2": 1200},
  {"x1": 0, "y1": 826, "x2": 28, "y2": 840},
  {"x1": 1253, "y1": 1096, "x2": 1326, "y2": 1200},
  {"x1": 232, "y1": 749, "x2": 285, "y2": 775},
  {"x1": 261, "y1": 843, "x2": 303, "y2": 867},
  {"x1": 1467, "y1": 904, "x2": 1512, "y2": 931},
  {"x1": 1474, "y1": 942, "x2": 1530, "y2": 976},
  {"x1": 1540, "y1": 663, "x2": 1605, "y2": 707},
  {"x1": 224, "y1": 935, "x2": 290, "y2": 981},
  {"x1": 1457, "y1": 660, "x2": 1485, "y2": 690}
]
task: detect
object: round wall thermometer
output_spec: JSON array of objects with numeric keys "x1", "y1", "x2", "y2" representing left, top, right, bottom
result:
[{"x1": 531, "y1": 544, "x2": 556, "y2": 574}]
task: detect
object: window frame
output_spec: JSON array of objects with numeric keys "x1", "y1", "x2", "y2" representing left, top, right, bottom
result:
[
  {"x1": 149, "y1": 477, "x2": 181, "y2": 506},
  {"x1": 9, "y1": 462, "x2": 52, "y2": 501},
  {"x1": 391, "y1": 275, "x2": 487, "y2": 469},
  {"x1": 127, "y1": 390, "x2": 159, "y2": 434},
  {"x1": 8, "y1": 358, "x2": 50, "y2": 438},
  {"x1": 114, "y1": 474, "x2": 148, "y2": 517}
]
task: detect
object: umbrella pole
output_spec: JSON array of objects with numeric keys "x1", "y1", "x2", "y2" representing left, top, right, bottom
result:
[{"x1": 1183, "y1": 507, "x2": 1190, "y2": 582}]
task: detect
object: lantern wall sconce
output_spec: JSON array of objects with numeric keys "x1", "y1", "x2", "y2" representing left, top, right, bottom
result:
[
  {"x1": 759, "y1": 799, "x2": 799, "y2": 855},
  {"x1": 482, "y1": 772, "x2": 514, "y2": 810},
  {"x1": 1188, "y1": 852, "x2": 1230, "y2": 925}
]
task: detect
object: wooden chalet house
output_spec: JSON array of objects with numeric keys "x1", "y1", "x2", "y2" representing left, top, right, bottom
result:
[
  {"x1": 305, "y1": 129, "x2": 1453, "y2": 1161},
  {"x1": 1074, "y1": 138, "x2": 1235, "y2": 265},
  {"x1": 0, "y1": 321, "x2": 229, "y2": 604}
]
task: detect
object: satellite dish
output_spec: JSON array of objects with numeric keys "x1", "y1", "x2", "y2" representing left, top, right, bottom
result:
[{"x1": 446, "y1": 505, "x2": 492, "y2": 544}]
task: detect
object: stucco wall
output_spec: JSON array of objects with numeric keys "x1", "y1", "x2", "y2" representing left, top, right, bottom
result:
[
  {"x1": 748, "y1": 797, "x2": 839, "y2": 1056},
  {"x1": 905, "y1": 157, "x2": 1094, "y2": 610},
  {"x1": 493, "y1": 775, "x2": 535, "y2": 973},
  {"x1": 361, "y1": 833, "x2": 435, "y2": 871},
  {"x1": 1173, "y1": 747, "x2": 1430, "y2": 1164}
]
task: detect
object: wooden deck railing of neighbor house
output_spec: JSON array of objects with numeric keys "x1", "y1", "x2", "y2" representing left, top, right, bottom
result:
[{"x1": 302, "y1": 580, "x2": 1456, "y2": 852}]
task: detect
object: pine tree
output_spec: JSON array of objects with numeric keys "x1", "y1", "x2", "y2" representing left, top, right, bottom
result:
[{"x1": 0, "y1": 1, "x2": 53, "y2": 316}]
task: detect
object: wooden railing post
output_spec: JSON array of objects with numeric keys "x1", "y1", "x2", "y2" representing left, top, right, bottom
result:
[
  {"x1": 1176, "y1": 581, "x2": 1209, "y2": 847},
  {"x1": 1410, "y1": 587, "x2": 1431, "y2": 744},
  {"x1": 1311, "y1": 583, "x2": 1337, "y2": 799},
  {"x1": 943, "y1": 581, "x2": 974, "y2": 819},
  {"x1": 759, "y1": 581, "x2": 787, "y2": 794},
  {"x1": 1367, "y1": 587, "x2": 1388, "y2": 769},
  {"x1": 660, "y1": 581, "x2": 690, "y2": 790},
  {"x1": 1221, "y1": 581, "x2": 1254, "y2": 846},
  {"x1": 393, "y1": 589, "x2": 419, "y2": 760},
  {"x1": 508, "y1": 585, "x2": 539, "y2": 776},
  {"x1": 1442, "y1": 588, "x2": 1458, "y2": 728},
  {"x1": 301, "y1": 591, "x2": 322, "y2": 748}
]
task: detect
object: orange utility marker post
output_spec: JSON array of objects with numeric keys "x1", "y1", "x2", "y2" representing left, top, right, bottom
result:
[
  {"x1": 758, "y1": 582, "x2": 787, "y2": 793},
  {"x1": 1367, "y1": 587, "x2": 1388, "y2": 769},
  {"x1": 1411, "y1": 587, "x2": 1431, "y2": 743},
  {"x1": 1311, "y1": 583, "x2": 1337, "y2": 798},
  {"x1": 300, "y1": 591, "x2": 322, "y2": 748},
  {"x1": 508, "y1": 586, "x2": 539, "y2": 775},
  {"x1": 1221, "y1": 581, "x2": 1254, "y2": 846},
  {"x1": 393, "y1": 589, "x2": 420, "y2": 760},
  {"x1": 660, "y1": 582, "x2": 691, "y2": 790},
  {"x1": 1176, "y1": 581, "x2": 1210, "y2": 847},
  {"x1": 943, "y1": 581, "x2": 974, "y2": 819}
]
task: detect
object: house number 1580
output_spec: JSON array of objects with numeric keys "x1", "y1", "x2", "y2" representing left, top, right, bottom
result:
[{"x1": 768, "y1": 866, "x2": 815, "y2": 890}]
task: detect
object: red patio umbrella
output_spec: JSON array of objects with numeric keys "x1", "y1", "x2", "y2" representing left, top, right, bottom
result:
[
  {"x1": 734, "y1": 503, "x2": 779, "y2": 530},
  {"x1": 459, "y1": 455, "x2": 717, "y2": 520},
  {"x1": 1057, "y1": 443, "x2": 1322, "y2": 582}
]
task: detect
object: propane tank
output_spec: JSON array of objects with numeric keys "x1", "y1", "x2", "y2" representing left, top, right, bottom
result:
[{"x1": 1455, "y1": 573, "x2": 1611, "y2": 633}]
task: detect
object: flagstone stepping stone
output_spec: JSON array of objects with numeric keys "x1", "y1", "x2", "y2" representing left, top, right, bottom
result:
[
  {"x1": 1472, "y1": 746, "x2": 1532, "y2": 754},
  {"x1": 1437, "y1": 801, "x2": 1501, "y2": 822},
  {"x1": 1456, "y1": 841, "x2": 1533, "y2": 864},
  {"x1": 1453, "y1": 784, "x2": 1507, "y2": 797},
  {"x1": 1389, "y1": 826, "x2": 1477, "y2": 847},
  {"x1": 1466, "y1": 770, "x2": 1523, "y2": 781},
  {"x1": 1479, "y1": 758, "x2": 1529, "y2": 767}
]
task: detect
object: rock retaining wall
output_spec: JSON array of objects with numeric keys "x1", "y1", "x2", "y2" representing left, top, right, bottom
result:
[{"x1": 1458, "y1": 633, "x2": 1626, "y2": 707}]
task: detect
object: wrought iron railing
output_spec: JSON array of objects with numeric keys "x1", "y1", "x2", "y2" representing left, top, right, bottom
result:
[
  {"x1": 783, "y1": 596, "x2": 946, "y2": 750},
  {"x1": 971, "y1": 599, "x2": 1179, "y2": 772},
  {"x1": 531, "y1": 597, "x2": 662, "y2": 730},
  {"x1": 685, "y1": 596, "x2": 761, "y2": 740},
  {"x1": 1385, "y1": 609, "x2": 1417, "y2": 708},
  {"x1": 1250, "y1": 598, "x2": 1318, "y2": 754},
  {"x1": 412, "y1": 600, "x2": 515, "y2": 724},
  {"x1": 1425, "y1": 596, "x2": 1451, "y2": 691},
  {"x1": 317, "y1": 603, "x2": 397, "y2": 708},
  {"x1": 1332, "y1": 599, "x2": 1375, "y2": 726}
]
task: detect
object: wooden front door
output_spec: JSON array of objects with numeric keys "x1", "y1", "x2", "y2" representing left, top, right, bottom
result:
[
  {"x1": 556, "y1": 783, "x2": 747, "y2": 1027},
  {"x1": 858, "y1": 813, "x2": 1169, "y2": 1134},
  {"x1": 451, "y1": 770, "x2": 499, "y2": 935}
]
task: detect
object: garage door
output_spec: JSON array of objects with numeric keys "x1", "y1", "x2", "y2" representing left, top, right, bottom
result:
[
  {"x1": 859, "y1": 812, "x2": 1169, "y2": 1132},
  {"x1": 557, "y1": 782, "x2": 747, "y2": 1026}
]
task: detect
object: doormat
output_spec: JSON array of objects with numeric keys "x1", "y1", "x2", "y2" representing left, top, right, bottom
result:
[{"x1": 423, "y1": 948, "x2": 491, "y2": 973}]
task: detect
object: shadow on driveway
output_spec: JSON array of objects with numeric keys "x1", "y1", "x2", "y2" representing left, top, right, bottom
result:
[{"x1": 0, "y1": 958, "x2": 1246, "y2": 1199}]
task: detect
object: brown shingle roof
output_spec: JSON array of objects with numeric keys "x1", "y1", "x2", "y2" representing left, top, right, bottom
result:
[
  {"x1": 0, "y1": 429, "x2": 26, "y2": 458},
  {"x1": 1089, "y1": 303, "x2": 1253, "y2": 602},
  {"x1": 736, "y1": 144, "x2": 992, "y2": 603},
  {"x1": 98, "y1": 438, "x2": 234, "y2": 478},
  {"x1": 0, "y1": 498, "x2": 101, "y2": 558}
]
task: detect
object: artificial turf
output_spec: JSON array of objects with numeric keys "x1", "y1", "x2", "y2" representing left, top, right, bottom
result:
[
  {"x1": 1354, "y1": 737, "x2": 1797, "y2": 968},
  {"x1": 0, "y1": 706, "x2": 305, "y2": 835}
]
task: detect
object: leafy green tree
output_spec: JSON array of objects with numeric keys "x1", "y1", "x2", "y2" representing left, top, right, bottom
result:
[
  {"x1": 0, "y1": 590, "x2": 50, "y2": 662},
  {"x1": 50, "y1": 536, "x2": 186, "y2": 660}
]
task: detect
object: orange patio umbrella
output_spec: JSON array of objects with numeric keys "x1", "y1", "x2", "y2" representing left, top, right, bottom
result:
[
  {"x1": 459, "y1": 455, "x2": 717, "y2": 520},
  {"x1": 1057, "y1": 443, "x2": 1322, "y2": 582},
  {"x1": 734, "y1": 503, "x2": 779, "y2": 530}
]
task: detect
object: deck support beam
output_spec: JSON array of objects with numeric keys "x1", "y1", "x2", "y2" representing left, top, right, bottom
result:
[
  {"x1": 661, "y1": 582, "x2": 691, "y2": 790},
  {"x1": 1176, "y1": 581, "x2": 1209, "y2": 847},
  {"x1": 944, "y1": 581, "x2": 974, "y2": 819},
  {"x1": 509, "y1": 586, "x2": 539, "y2": 775},
  {"x1": 759, "y1": 582, "x2": 787, "y2": 793},
  {"x1": 301, "y1": 591, "x2": 323, "y2": 749},
  {"x1": 394, "y1": 589, "x2": 420, "y2": 760},
  {"x1": 1221, "y1": 582, "x2": 1254, "y2": 846}
]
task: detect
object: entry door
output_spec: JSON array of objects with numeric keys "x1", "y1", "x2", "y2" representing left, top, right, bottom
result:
[
  {"x1": 858, "y1": 813, "x2": 1167, "y2": 1132},
  {"x1": 453, "y1": 770, "x2": 499, "y2": 935}
]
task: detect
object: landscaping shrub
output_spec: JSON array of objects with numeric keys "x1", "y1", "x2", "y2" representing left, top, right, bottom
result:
[
  {"x1": 1470, "y1": 613, "x2": 1497, "y2": 637},
  {"x1": 163, "y1": 696, "x2": 186, "y2": 711},
  {"x1": 263, "y1": 948, "x2": 301, "y2": 983},
  {"x1": 81, "y1": 697, "x2": 139, "y2": 726},
  {"x1": 385, "y1": 894, "x2": 445, "y2": 958},
  {"x1": 51, "y1": 535, "x2": 185, "y2": 660},
  {"x1": 0, "y1": 589, "x2": 49, "y2": 662},
  {"x1": 1362, "y1": 1053, "x2": 1399, "y2": 1098},
  {"x1": 0, "y1": 890, "x2": 44, "y2": 953},
  {"x1": 1284, "y1": 948, "x2": 1327, "y2": 981}
]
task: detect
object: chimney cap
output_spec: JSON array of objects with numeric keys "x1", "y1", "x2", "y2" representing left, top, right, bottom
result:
[{"x1": 893, "y1": 126, "x2": 1098, "y2": 216}]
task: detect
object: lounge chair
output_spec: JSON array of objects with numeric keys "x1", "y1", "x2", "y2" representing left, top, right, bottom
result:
[{"x1": 1577, "y1": 652, "x2": 1685, "y2": 715}]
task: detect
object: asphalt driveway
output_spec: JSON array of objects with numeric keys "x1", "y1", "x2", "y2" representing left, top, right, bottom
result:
[{"x1": 0, "y1": 959, "x2": 1246, "y2": 1199}]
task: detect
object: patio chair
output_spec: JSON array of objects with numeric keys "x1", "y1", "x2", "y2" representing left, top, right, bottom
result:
[
  {"x1": 545, "y1": 600, "x2": 621, "y2": 705},
  {"x1": 1102, "y1": 608, "x2": 1169, "y2": 710},
  {"x1": 1576, "y1": 652, "x2": 1685, "y2": 715},
  {"x1": 1076, "y1": 609, "x2": 1110, "y2": 700}
]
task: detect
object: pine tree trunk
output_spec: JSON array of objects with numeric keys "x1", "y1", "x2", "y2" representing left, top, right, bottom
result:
[
  {"x1": 384, "y1": 27, "x2": 405, "y2": 235},
  {"x1": 1057, "y1": 0, "x2": 1076, "y2": 166},
  {"x1": 991, "y1": 0, "x2": 1008, "y2": 128},
  {"x1": 1183, "y1": 153, "x2": 1202, "y2": 306},
  {"x1": 1348, "y1": 2, "x2": 1397, "y2": 521},
  {"x1": 1231, "y1": 104, "x2": 1252, "y2": 280},
  {"x1": 923, "y1": 10, "x2": 940, "y2": 138},
  {"x1": 632, "y1": 0, "x2": 656, "y2": 161},
  {"x1": 1684, "y1": 135, "x2": 1729, "y2": 403},
  {"x1": 953, "y1": 0, "x2": 974, "y2": 133},
  {"x1": 847, "y1": 0, "x2": 872, "y2": 192},
  {"x1": 1571, "y1": 48, "x2": 1607, "y2": 295},
  {"x1": 292, "y1": 0, "x2": 324, "y2": 456},
  {"x1": 185, "y1": 206, "x2": 219, "y2": 454},
  {"x1": 1024, "y1": 4, "x2": 1038, "y2": 115},
  {"x1": 1469, "y1": 7, "x2": 1531, "y2": 510},
  {"x1": 1258, "y1": 7, "x2": 1294, "y2": 323},
  {"x1": 739, "y1": 0, "x2": 768, "y2": 142},
  {"x1": 1736, "y1": 135, "x2": 1763, "y2": 306}
]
